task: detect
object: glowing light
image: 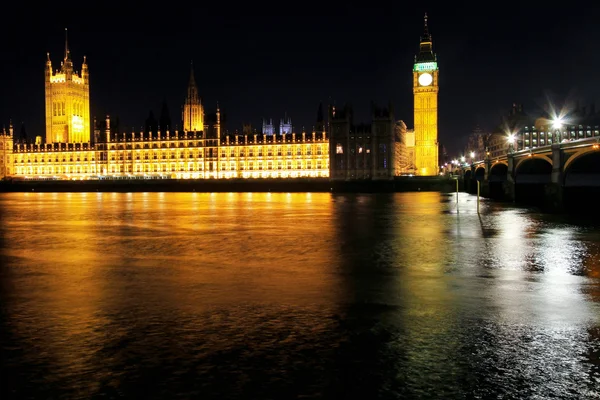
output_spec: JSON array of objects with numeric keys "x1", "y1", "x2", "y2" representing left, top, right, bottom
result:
[
  {"x1": 552, "y1": 118, "x2": 563, "y2": 130},
  {"x1": 72, "y1": 116, "x2": 83, "y2": 134},
  {"x1": 413, "y1": 62, "x2": 438, "y2": 72},
  {"x1": 507, "y1": 134, "x2": 515, "y2": 144},
  {"x1": 418, "y1": 73, "x2": 433, "y2": 86}
]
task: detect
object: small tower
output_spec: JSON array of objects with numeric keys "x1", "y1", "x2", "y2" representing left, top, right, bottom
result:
[
  {"x1": 262, "y1": 118, "x2": 274, "y2": 135},
  {"x1": 0, "y1": 123, "x2": 15, "y2": 179},
  {"x1": 182, "y1": 61, "x2": 204, "y2": 132},
  {"x1": 280, "y1": 113, "x2": 292, "y2": 134},
  {"x1": 216, "y1": 102, "x2": 221, "y2": 139}
]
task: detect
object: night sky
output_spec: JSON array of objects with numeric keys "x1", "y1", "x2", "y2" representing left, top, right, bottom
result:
[{"x1": 2, "y1": 5, "x2": 599, "y2": 156}]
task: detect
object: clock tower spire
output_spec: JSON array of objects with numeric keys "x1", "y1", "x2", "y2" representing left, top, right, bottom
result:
[{"x1": 413, "y1": 12, "x2": 439, "y2": 176}]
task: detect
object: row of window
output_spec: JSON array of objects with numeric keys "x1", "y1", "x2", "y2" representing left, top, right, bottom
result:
[
  {"x1": 16, "y1": 161, "x2": 328, "y2": 175},
  {"x1": 335, "y1": 143, "x2": 387, "y2": 154},
  {"x1": 522, "y1": 131, "x2": 596, "y2": 139},
  {"x1": 16, "y1": 140, "x2": 327, "y2": 152},
  {"x1": 16, "y1": 151, "x2": 329, "y2": 164}
]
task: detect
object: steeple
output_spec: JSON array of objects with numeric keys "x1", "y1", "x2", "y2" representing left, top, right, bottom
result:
[
  {"x1": 416, "y1": 12, "x2": 435, "y2": 63},
  {"x1": 182, "y1": 62, "x2": 204, "y2": 132},
  {"x1": 317, "y1": 102, "x2": 324, "y2": 122},
  {"x1": 189, "y1": 61, "x2": 196, "y2": 88},
  {"x1": 19, "y1": 122, "x2": 27, "y2": 143},
  {"x1": 315, "y1": 102, "x2": 325, "y2": 132},
  {"x1": 64, "y1": 28, "x2": 70, "y2": 61},
  {"x1": 61, "y1": 28, "x2": 73, "y2": 75},
  {"x1": 421, "y1": 13, "x2": 431, "y2": 42},
  {"x1": 145, "y1": 110, "x2": 158, "y2": 135},
  {"x1": 186, "y1": 61, "x2": 200, "y2": 103}
]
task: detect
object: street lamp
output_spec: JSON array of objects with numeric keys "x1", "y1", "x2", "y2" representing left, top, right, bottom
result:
[
  {"x1": 552, "y1": 118, "x2": 563, "y2": 143},
  {"x1": 470, "y1": 151, "x2": 475, "y2": 163},
  {"x1": 507, "y1": 133, "x2": 515, "y2": 154}
]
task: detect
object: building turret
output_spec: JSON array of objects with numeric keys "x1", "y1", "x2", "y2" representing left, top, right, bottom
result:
[
  {"x1": 105, "y1": 115, "x2": 111, "y2": 142},
  {"x1": 216, "y1": 102, "x2": 221, "y2": 139},
  {"x1": 81, "y1": 55, "x2": 88, "y2": 83},
  {"x1": 280, "y1": 113, "x2": 292, "y2": 134},
  {"x1": 262, "y1": 118, "x2": 274, "y2": 135},
  {"x1": 0, "y1": 123, "x2": 15, "y2": 179}
]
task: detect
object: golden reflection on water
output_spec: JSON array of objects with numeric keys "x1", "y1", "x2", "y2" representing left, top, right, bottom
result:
[
  {"x1": 0, "y1": 192, "x2": 342, "y2": 395},
  {"x1": 391, "y1": 192, "x2": 466, "y2": 385}
]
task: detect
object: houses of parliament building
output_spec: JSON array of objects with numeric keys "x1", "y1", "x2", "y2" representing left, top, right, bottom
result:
[{"x1": 0, "y1": 18, "x2": 439, "y2": 181}]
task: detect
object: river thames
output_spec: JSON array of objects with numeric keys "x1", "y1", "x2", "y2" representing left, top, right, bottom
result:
[{"x1": 0, "y1": 192, "x2": 598, "y2": 399}]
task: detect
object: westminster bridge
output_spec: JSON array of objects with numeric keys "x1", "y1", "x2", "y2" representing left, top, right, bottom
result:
[{"x1": 458, "y1": 136, "x2": 600, "y2": 212}]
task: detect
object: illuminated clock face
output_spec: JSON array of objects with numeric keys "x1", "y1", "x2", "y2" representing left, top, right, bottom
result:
[{"x1": 418, "y1": 72, "x2": 433, "y2": 86}]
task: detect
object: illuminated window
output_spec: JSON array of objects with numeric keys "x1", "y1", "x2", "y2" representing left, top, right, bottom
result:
[{"x1": 336, "y1": 143, "x2": 343, "y2": 154}]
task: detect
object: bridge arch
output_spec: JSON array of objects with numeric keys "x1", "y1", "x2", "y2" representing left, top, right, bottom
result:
[
  {"x1": 563, "y1": 150, "x2": 600, "y2": 186},
  {"x1": 514, "y1": 156, "x2": 552, "y2": 207},
  {"x1": 515, "y1": 157, "x2": 552, "y2": 175},
  {"x1": 514, "y1": 157, "x2": 552, "y2": 187},
  {"x1": 563, "y1": 147, "x2": 600, "y2": 172},
  {"x1": 488, "y1": 162, "x2": 508, "y2": 199},
  {"x1": 475, "y1": 166, "x2": 485, "y2": 181},
  {"x1": 515, "y1": 154, "x2": 552, "y2": 172},
  {"x1": 563, "y1": 150, "x2": 600, "y2": 213},
  {"x1": 490, "y1": 162, "x2": 508, "y2": 178}
]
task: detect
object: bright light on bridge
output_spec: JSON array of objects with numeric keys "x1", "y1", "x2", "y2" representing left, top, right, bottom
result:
[{"x1": 552, "y1": 118, "x2": 563, "y2": 130}]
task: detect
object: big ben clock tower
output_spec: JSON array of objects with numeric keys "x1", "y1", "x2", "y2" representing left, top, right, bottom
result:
[{"x1": 413, "y1": 13, "x2": 439, "y2": 176}]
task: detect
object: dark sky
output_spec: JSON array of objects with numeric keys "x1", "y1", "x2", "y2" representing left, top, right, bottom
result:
[{"x1": 2, "y1": 4, "x2": 599, "y2": 156}]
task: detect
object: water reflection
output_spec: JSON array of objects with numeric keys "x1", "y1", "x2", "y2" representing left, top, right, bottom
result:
[{"x1": 0, "y1": 192, "x2": 599, "y2": 399}]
